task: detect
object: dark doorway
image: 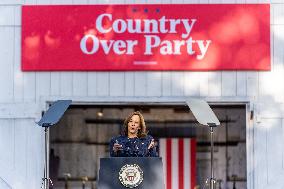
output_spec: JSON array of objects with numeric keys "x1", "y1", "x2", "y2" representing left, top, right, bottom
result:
[{"x1": 50, "y1": 104, "x2": 246, "y2": 189}]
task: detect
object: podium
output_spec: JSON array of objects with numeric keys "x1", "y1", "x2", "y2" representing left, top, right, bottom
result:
[{"x1": 98, "y1": 157, "x2": 165, "y2": 189}]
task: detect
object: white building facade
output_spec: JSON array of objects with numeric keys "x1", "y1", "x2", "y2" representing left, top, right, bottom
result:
[{"x1": 0, "y1": 0, "x2": 284, "y2": 189}]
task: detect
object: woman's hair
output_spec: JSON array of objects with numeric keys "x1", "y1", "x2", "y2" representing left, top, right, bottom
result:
[{"x1": 123, "y1": 111, "x2": 147, "y2": 138}]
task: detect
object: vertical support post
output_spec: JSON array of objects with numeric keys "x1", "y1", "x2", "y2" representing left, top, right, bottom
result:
[
  {"x1": 209, "y1": 126, "x2": 216, "y2": 189},
  {"x1": 42, "y1": 126, "x2": 52, "y2": 189},
  {"x1": 44, "y1": 127, "x2": 49, "y2": 189}
]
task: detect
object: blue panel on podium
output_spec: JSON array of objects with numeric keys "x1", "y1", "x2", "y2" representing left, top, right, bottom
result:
[{"x1": 98, "y1": 157, "x2": 165, "y2": 189}]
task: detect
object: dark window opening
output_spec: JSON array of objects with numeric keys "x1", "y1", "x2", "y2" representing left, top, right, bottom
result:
[{"x1": 50, "y1": 104, "x2": 247, "y2": 189}]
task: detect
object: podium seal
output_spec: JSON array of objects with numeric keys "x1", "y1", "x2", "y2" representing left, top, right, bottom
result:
[{"x1": 119, "y1": 164, "x2": 143, "y2": 188}]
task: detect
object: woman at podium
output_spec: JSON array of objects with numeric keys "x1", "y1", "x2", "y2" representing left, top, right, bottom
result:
[{"x1": 109, "y1": 111, "x2": 158, "y2": 157}]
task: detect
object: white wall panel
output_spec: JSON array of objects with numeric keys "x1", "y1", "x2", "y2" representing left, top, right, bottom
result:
[
  {"x1": 171, "y1": 0, "x2": 183, "y2": 3},
  {"x1": 0, "y1": 103, "x2": 41, "y2": 119},
  {"x1": 184, "y1": 72, "x2": 199, "y2": 96},
  {"x1": 14, "y1": 119, "x2": 28, "y2": 179},
  {"x1": 216, "y1": 0, "x2": 228, "y2": 2},
  {"x1": 208, "y1": 72, "x2": 221, "y2": 97},
  {"x1": 271, "y1": 4, "x2": 284, "y2": 24},
  {"x1": 0, "y1": 177, "x2": 12, "y2": 189},
  {"x1": 183, "y1": 0, "x2": 199, "y2": 3},
  {"x1": 87, "y1": 73, "x2": 97, "y2": 96},
  {"x1": 110, "y1": 72, "x2": 125, "y2": 96},
  {"x1": 259, "y1": 25, "x2": 284, "y2": 102},
  {"x1": 36, "y1": 73, "x2": 51, "y2": 101},
  {"x1": 24, "y1": 119, "x2": 44, "y2": 189},
  {"x1": 14, "y1": 6, "x2": 21, "y2": 26},
  {"x1": 147, "y1": 0, "x2": 162, "y2": 4},
  {"x1": 96, "y1": 0, "x2": 110, "y2": 4},
  {"x1": 258, "y1": 0, "x2": 270, "y2": 3},
  {"x1": 199, "y1": 0, "x2": 209, "y2": 3},
  {"x1": 73, "y1": 72, "x2": 88, "y2": 96},
  {"x1": 60, "y1": 73, "x2": 73, "y2": 96},
  {"x1": 50, "y1": 72, "x2": 60, "y2": 96},
  {"x1": 199, "y1": 72, "x2": 209, "y2": 96},
  {"x1": 23, "y1": 73, "x2": 36, "y2": 102},
  {"x1": 162, "y1": 72, "x2": 171, "y2": 96},
  {"x1": 209, "y1": 0, "x2": 222, "y2": 3},
  {"x1": 256, "y1": 118, "x2": 284, "y2": 189},
  {"x1": 236, "y1": 72, "x2": 246, "y2": 96},
  {"x1": 236, "y1": 0, "x2": 246, "y2": 3},
  {"x1": 0, "y1": 0, "x2": 22, "y2": 5},
  {"x1": 37, "y1": 0, "x2": 51, "y2": 4},
  {"x1": 260, "y1": 26, "x2": 284, "y2": 102},
  {"x1": 24, "y1": 0, "x2": 36, "y2": 4},
  {"x1": 0, "y1": 118, "x2": 43, "y2": 189},
  {"x1": 88, "y1": 0, "x2": 98, "y2": 4},
  {"x1": 254, "y1": 122, "x2": 268, "y2": 189},
  {"x1": 50, "y1": 0, "x2": 72, "y2": 4},
  {"x1": 222, "y1": 72, "x2": 236, "y2": 97},
  {"x1": 0, "y1": 6, "x2": 15, "y2": 26},
  {"x1": 259, "y1": 69, "x2": 284, "y2": 102},
  {"x1": 282, "y1": 119, "x2": 284, "y2": 170},
  {"x1": 96, "y1": 72, "x2": 109, "y2": 96},
  {"x1": 73, "y1": 0, "x2": 88, "y2": 4},
  {"x1": 134, "y1": 72, "x2": 147, "y2": 96},
  {"x1": 15, "y1": 118, "x2": 43, "y2": 189},
  {"x1": 125, "y1": 72, "x2": 135, "y2": 96},
  {"x1": 14, "y1": 27, "x2": 24, "y2": 102},
  {"x1": 146, "y1": 72, "x2": 162, "y2": 96},
  {"x1": 0, "y1": 27, "x2": 14, "y2": 103},
  {"x1": 266, "y1": 119, "x2": 283, "y2": 183},
  {"x1": 246, "y1": 72, "x2": 259, "y2": 98},
  {"x1": 106, "y1": 0, "x2": 124, "y2": 3},
  {"x1": 271, "y1": 0, "x2": 284, "y2": 3},
  {"x1": 128, "y1": 0, "x2": 146, "y2": 4},
  {"x1": 171, "y1": 72, "x2": 184, "y2": 96},
  {"x1": 0, "y1": 120, "x2": 15, "y2": 173},
  {"x1": 271, "y1": 2, "x2": 275, "y2": 26}
]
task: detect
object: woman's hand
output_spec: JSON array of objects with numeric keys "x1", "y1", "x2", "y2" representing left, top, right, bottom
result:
[
  {"x1": 148, "y1": 139, "x2": 155, "y2": 149},
  {"x1": 113, "y1": 141, "x2": 123, "y2": 153}
]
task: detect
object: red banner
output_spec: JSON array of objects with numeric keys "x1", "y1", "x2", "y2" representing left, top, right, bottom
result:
[{"x1": 22, "y1": 4, "x2": 270, "y2": 71}]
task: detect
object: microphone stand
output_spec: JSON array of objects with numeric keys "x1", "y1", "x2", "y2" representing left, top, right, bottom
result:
[
  {"x1": 186, "y1": 99, "x2": 220, "y2": 189},
  {"x1": 202, "y1": 123, "x2": 217, "y2": 189},
  {"x1": 36, "y1": 100, "x2": 72, "y2": 189},
  {"x1": 208, "y1": 123, "x2": 217, "y2": 189},
  {"x1": 41, "y1": 125, "x2": 53, "y2": 189}
]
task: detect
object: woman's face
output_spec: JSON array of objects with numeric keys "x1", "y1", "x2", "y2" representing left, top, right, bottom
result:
[{"x1": 127, "y1": 114, "x2": 141, "y2": 136}]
